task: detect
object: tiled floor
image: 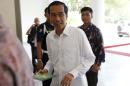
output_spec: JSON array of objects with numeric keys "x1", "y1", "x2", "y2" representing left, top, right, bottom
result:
[
  {"x1": 23, "y1": 42, "x2": 130, "y2": 86},
  {"x1": 98, "y1": 53, "x2": 130, "y2": 86}
]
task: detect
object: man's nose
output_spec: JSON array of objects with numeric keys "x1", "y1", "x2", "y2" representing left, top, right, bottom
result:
[{"x1": 55, "y1": 15, "x2": 60, "y2": 21}]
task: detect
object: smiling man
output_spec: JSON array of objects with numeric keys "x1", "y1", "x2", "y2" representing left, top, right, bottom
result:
[{"x1": 40, "y1": 1, "x2": 95, "y2": 86}]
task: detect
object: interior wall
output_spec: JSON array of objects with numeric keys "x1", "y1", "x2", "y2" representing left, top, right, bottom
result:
[
  {"x1": 0, "y1": 0, "x2": 54, "y2": 42},
  {"x1": 0, "y1": 0, "x2": 16, "y2": 32}
]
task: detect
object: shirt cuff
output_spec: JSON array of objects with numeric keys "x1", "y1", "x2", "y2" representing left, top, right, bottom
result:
[
  {"x1": 69, "y1": 69, "x2": 79, "y2": 79},
  {"x1": 44, "y1": 65, "x2": 49, "y2": 72}
]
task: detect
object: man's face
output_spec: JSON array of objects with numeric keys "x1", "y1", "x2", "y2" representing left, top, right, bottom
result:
[
  {"x1": 34, "y1": 18, "x2": 40, "y2": 25},
  {"x1": 81, "y1": 11, "x2": 92, "y2": 25},
  {"x1": 50, "y1": 5, "x2": 67, "y2": 29}
]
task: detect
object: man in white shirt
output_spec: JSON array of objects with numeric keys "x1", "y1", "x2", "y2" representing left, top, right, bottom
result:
[{"x1": 40, "y1": 1, "x2": 95, "y2": 86}]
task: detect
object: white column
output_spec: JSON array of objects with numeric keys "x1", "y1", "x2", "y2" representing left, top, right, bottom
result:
[{"x1": 91, "y1": 0, "x2": 105, "y2": 29}]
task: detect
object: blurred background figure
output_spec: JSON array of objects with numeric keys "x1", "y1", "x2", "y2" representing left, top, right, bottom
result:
[
  {"x1": 0, "y1": 15, "x2": 33, "y2": 86},
  {"x1": 26, "y1": 17, "x2": 40, "y2": 73}
]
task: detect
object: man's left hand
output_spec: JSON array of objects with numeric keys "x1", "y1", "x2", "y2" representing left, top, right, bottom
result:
[{"x1": 60, "y1": 73, "x2": 74, "y2": 86}]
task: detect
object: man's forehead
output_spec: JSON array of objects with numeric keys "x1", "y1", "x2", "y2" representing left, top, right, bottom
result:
[
  {"x1": 50, "y1": 5, "x2": 64, "y2": 13},
  {"x1": 82, "y1": 11, "x2": 90, "y2": 13}
]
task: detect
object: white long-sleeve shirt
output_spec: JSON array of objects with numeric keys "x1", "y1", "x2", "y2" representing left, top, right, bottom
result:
[{"x1": 45, "y1": 25, "x2": 95, "y2": 86}]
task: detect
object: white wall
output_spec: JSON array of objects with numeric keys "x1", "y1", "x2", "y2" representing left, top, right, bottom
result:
[
  {"x1": 0, "y1": 0, "x2": 16, "y2": 32},
  {"x1": 20, "y1": 0, "x2": 52, "y2": 42}
]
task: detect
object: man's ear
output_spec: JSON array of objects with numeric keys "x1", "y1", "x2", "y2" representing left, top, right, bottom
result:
[{"x1": 44, "y1": 12, "x2": 48, "y2": 18}]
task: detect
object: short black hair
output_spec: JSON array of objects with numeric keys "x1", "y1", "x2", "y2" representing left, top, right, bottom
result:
[
  {"x1": 48, "y1": 1, "x2": 68, "y2": 15},
  {"x1": 80, "y1": 7, "x2": 93, "y2": 14},
  {"x1": 44, "y1": 7, "x2": 49, "y2": 14}
]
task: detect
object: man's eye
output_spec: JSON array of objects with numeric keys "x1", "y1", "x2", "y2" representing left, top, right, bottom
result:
[
  {"x1": 51, "y1": 14, "x2": 56, "y2": 16},
  {"x1": 59, "y1": 13, "x2": 64, "y2": 17},
  {"x1": 51, "y1": 13, "x2": 65, "y2": 17},
  {"x1": 82, "y1": 13, "x2": 90, "y2": 16}
]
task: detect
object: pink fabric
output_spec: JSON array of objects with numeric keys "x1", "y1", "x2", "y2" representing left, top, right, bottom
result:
[{"x1": 0, "y1": 15, "x2": 34, "y2": 86}]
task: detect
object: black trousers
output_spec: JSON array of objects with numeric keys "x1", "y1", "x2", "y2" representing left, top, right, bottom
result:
[
  {"x1": 42, "y1": 53, "x2": 52, "y2": 86},
  {"x1": 86, "y1": 70, "x2": 98, "y2": 86},
  {"x1": 42, "y1": 79, "x2": 52, "y2": 86}
]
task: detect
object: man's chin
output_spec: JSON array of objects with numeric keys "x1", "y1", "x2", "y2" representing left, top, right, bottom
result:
[{"x1": 55, "y1": 24, "x2": 61, "y2": 27}]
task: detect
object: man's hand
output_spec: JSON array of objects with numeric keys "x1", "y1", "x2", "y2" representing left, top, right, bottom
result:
[
  {"x1": 60, "y1": 73, "x2": 74, "y2": 86},
  {"x1": 36, "y1": 59, "x2": 44, "y2": 71},
  {"x1": 91, "y1": 63, "x2": 100, "y2": 72},
  {"x1": 38, "y1": 69, "x2": 48, "y2": 74}
]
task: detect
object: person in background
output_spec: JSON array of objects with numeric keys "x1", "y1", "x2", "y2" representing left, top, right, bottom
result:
[
  {"x1": 40, "y1": 1, "x2": 95, "y2": 86},
  {"x1": 36, "y1": 7, "x2": 54, "y2": 86},
  {"x1": 79, "y1": 7, "x2": 105, "y2": 86},
  {"x1": 26, "y1": 17, "x2": 40, "y2": 73},
  {"x1": 0, "y1": 15, "x2": 33, "y2": 86}
]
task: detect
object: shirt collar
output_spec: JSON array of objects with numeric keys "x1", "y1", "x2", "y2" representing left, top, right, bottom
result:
[
  {"x1": 62, "y1": 25, "x2": 70, "y2": 36},
  {"x1": 54, "y1": 25, "x2": 70, "y2": 37},
  {"x1": 80, "y1": 23, "x2": 93, "y2": 30}
]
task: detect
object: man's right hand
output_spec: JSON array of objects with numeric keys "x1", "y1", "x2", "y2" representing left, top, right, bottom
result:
[
  {"x1": 38, "y1": 69, "x2": 48, "y2": 74},
  {"x1": 36, "y1": 59, "x2": 44, "y2": 71}
]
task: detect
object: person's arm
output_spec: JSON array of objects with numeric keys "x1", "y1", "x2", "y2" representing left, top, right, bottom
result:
[
  {"x1": 36, "y1": 26, "x2": 44, "y2": 71},
  {"x1": 91, "y1": 29, "x2": 105, "y2": 72},
  {"x1": 26, "y1": 24, "x2": 35, "y2": 35},
  {"x1": 36, "y1": 41, "x2": 44, "y2": 71},
  {"x1": 26, "y1": 28, "x2": 31, "y2": 35},
  {"x1": 60, "y1": 29, "x2": 95, "y2": 86},
  {"x1": 69, "y1": 29, "x2": 95, "y2": 79},
  {"x1": 37, "y1": 41, "x2": 42, "y2": 60},
  {"x1": 94, "y1": 29, "x2": 105, "y2": 64}
]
